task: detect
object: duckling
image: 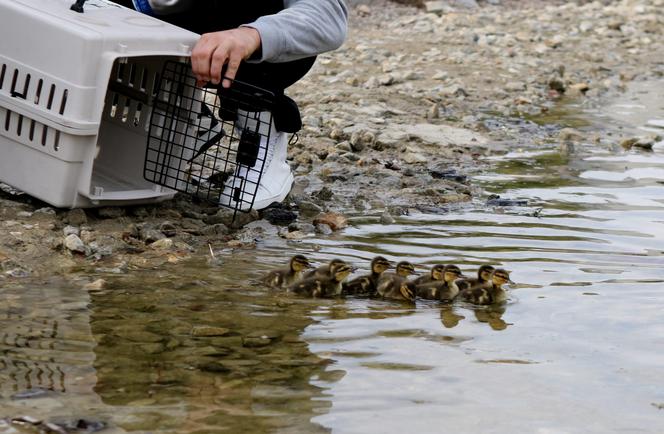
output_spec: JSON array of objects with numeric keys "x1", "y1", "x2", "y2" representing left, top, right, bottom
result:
[
  {"x1": 458, "y1": 268, "x2": 512, "y2": 305},
  {"x1": 290, "y1": 263, "x2": 353, "y2": 298},
  {"x1": 302, "y1": 258, "x2": 346, "y2": 280},
  {"x1": 376, "y1": 261, "x2": 417, "y2": 300},
  {"x1": 416, "y1": 265, "x2": 464, "y2": 301},
  {"x1": 262, "y1": 255, "x2": 311, "y2": 288},
  {"x1": 377, "y1": 276, "x2": 417, "y2": 302},
  {"x1": 342, "y1": 256, "x2": 392, "y2": 296},
  {"x1": 413, "y1": 264, "x2": 446, "y2": 286},
  {"x1": 453, "y1": 265, "x2": 495, "y2": 294}
]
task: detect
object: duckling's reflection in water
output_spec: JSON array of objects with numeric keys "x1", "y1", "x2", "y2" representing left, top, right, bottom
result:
[
  {"x1": 440, "y1": 305, "x2": 465, "y2": 328},
  {"x1": 438, "y1": 304, "x2": 510, "y2": 331},
  {"x1": 473, "y1": 305, "x2": 510, "y2": 331},
  {"x1": 90, "y1": 271, "x2": 336, "y2": 433}
]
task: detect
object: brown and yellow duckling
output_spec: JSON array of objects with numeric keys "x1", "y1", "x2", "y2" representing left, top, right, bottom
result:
[
  {"x1": 262, "y1": 255, "x2": 312, "y2": 288},
  {"x1": 342, "y1": 256, "x2": 392, "y2": 296},
  {"x1": 458, "y1": 268, "x2": 513, "y2": 305},
  {"x1": 413, "y1": 264, "x2": 446, "y2": 286},
  {"x1": 416, "y1": 265, "x2": 464, "y2": 302},
  {"x1": 302, "y1": 258, "x2": 347, "y2": 280},
  {"x1": 376, "y1": 261, "x2": 417, "y2": 301},
  {"x1": 376, "y1": 276, "x2": 417, "y2": 302},
  {"x1": 289, "y1": 262, "x2": 354, "y2": 298},
  {"x1": 453, "y1": 265, "x2": 495, "y2": 293}
]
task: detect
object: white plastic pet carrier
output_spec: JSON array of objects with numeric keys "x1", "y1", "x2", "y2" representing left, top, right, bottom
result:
[{"x1": 0, "y1": 0, "x2": 199, "y2": 208}]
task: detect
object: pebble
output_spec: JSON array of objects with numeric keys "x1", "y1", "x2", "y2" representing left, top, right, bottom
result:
[
  {"x1": 149, "y1": 238, "x2": 173, "y2": 250},
  {"x1": 192, "y1": 326, "x2": 231, "y2": 337},
  {"x1": 63, "y1": 225, "x2": 80, "y2": 237},
  {"x1": 297, "y1": 201, "x2": 323, "y2": 218},
  {"x1": 315, "y1": 223, "x2": 334, "y2": 235},
  {"x1": 64, "y1": 234, "x2": 86, "y2": 254},
  {"x1": 142, "y1": 229, "x2": 166, "y2": 243},
  {"x1": 313, "y1": 212, "x2": 348, "y2": 231},
  {"x1": 83, "y1": 279, "x2": 107, "y2": 291},
  {"x1": 380, "y1": 211, "x2": 396, "y2": 225}
]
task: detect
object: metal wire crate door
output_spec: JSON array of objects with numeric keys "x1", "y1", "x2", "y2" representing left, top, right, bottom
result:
[{"x1": 144, "y1": 61, "x2": 275, "y2": 213}]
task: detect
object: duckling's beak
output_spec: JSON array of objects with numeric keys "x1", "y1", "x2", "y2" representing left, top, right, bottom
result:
[{"x1": 304, "y1": 262, "x2": 314, "y2": 269}]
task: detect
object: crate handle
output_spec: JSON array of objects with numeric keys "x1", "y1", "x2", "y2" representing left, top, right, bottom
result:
[{"x1": 70, "y1": 0, "x2": 87, "y2": 13}]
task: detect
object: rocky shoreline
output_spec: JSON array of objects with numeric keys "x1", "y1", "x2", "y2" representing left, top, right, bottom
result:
[{"x1": 1, "y1": 0, "x2": 663, "y2": 281}]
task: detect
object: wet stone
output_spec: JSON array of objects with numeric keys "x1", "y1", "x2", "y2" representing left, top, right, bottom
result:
[
  {"x1": 314, "y1": 212, "x2": 348, "y2": 231},
  {"x1": 314, "y1": 186, "x2": 334, "y2": 202},
  {"x1": 261, "y1": 207, "x2": 298, "y2": 226},
  {"x1": 149, "y1": 238, "x2": 173, "y2": 250},
  {"x1": 297, "y1": 201, "x2": 323, "y2": 218},
  {"x1": 242, "y1": 336, "x2": 273, "y2": 348},
  {"x1": 315, "y1": 223, "x2": 333, "y2": 236},
  {"x1": 159, "y1": 221, "x2": 178, "y2": 237},
  {"x1": 192, "y1": 326, "x2": 231, "y2": 337},
  {"x1": 142, "y1": 229, "x2": 166, "y2": 243}
]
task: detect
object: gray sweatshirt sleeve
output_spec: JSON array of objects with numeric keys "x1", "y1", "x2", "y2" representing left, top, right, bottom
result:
[{"x1": 242, "y1": 0, "x2": 348, "y2": 63}]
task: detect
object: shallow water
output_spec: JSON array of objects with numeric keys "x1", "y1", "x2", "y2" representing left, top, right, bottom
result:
[{"x1": 2, "y1": 82, "x2": 664, "y2": 433}]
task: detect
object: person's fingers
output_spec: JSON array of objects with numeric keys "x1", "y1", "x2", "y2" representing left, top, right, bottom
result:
[
  {"x1": 209, "y1": 44, "x2": 229, "y2": 85},
  {"x1": 222, "y1": 50, "x2": 242, "y2": 88},
  {"x1": 191, "y1": 35, "x2": 214, "y2": 84}
]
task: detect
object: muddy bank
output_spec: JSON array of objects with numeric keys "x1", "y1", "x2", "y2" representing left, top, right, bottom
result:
[{"x1": 1, "y1": 0, "x2": 663, "y2": 280}]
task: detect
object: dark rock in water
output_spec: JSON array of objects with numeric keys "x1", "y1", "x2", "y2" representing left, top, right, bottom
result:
[
  {"x1": 486, "y1": 195, "x2": 528, "y2": 207},
  {"x1": 198, "y1": 361, "x2": 232, "y2": 373},
  {"x1": 315, "y1": 186, "x2": 334, "y2": 202},
  {"x1": 261, "y1": 207, "x2": 298, "y2": 226},
  {"x1": 429, "y1": 169, "x2": 468, "y2": 183},
  {"x1": 315, "y1": 223, "x2": 334, "y2": 235},
  {"x1": 415, "y1": 205, "x2": 449, "y2": 214}
]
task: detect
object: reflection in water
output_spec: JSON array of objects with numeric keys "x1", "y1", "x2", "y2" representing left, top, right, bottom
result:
[
  {"x1": 88, "y1": 263, "x2": 337, "y2": 433},
  {"x1": 0, "y1": 262, "x2": 342, "y2": 433},
  {"x1": 438, "y1": 304, "x2": 509, "y2": 331}
]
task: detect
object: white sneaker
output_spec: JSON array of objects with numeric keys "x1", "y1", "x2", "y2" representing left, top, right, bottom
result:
[{"x1": 221, "y1": 111, "x2": 293, "y2": 211}]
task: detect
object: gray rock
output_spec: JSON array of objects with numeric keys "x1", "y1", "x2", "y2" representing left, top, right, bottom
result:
[
  {"x1": 63, "y1": 225, "x2": 80, "y2": 237},
  {"x1": 297, "y1": 201, "x2": 323, "y2": 217},
  {"x1": 64, "y1": 234, "x2": 86, "y2": 254},
  {"x1": 288, "y1": 222, "x2": 316, "y2": 234},
  {"x1": 380, "y1": 211, "x2": 396, "y2": 225},
  {"x1": 315, "y1": 223, "x2": 334, "y2": 235},
  {"x1": 160, "y1": 221, "x2": 178, "y2": 237},
  {"x1": 149, "y1": 238, "x2": 174, "y2": 250},
  {"x1": 201, "y1": 223, "x2": 230, "y2": 236},
  {"x1": 143, "y1": 229, "x2": 166, "y2": 244},
  {"x1": 34, "y1": 207, "x2": 56, "y2": 216},
  {"x1": 335, "y1": 141, "x2": 353, "y2": 152}
]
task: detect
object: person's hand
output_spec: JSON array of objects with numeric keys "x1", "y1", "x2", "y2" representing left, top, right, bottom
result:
[{"x1": 191, "y1": 27, "x2": 262, "y2": 88}]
